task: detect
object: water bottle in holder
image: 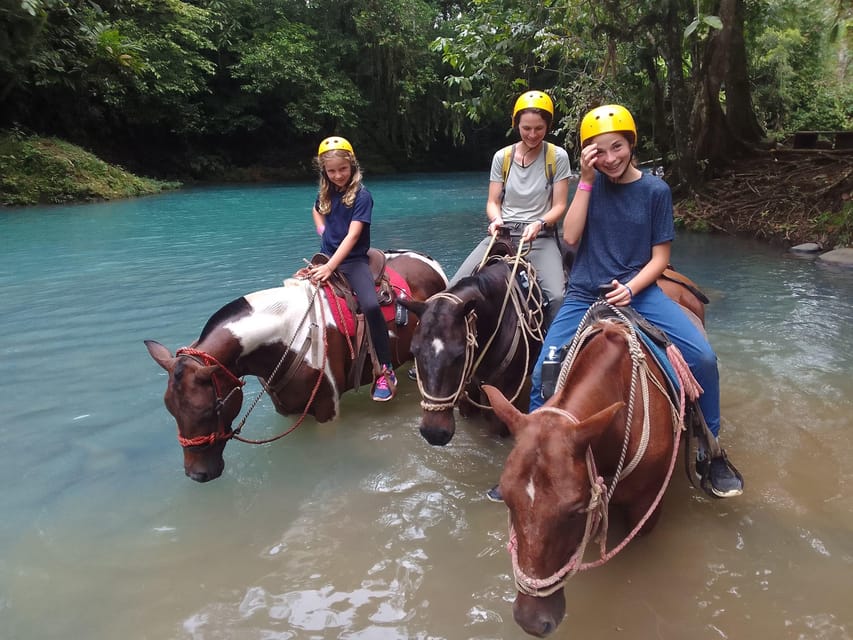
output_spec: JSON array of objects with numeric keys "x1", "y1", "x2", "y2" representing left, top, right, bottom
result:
[{"x1": 540, "y1": 344, "x2": 562, "y2": 400}]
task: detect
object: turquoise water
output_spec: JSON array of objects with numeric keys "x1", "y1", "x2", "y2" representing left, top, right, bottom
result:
[{"x1": 2, "y1": 173, "x2": 853, "y2": 639}]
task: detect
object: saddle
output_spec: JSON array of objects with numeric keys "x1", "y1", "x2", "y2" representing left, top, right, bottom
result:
[
  {"x1": 307, "y1": 248, "x2": 394, "y2": 306},
  {"x1": 297, "y1": 248, "x2": 401, "y2": 391}
]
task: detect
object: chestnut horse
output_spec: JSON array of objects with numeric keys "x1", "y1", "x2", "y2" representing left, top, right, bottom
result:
[
  {"x1": 400, "y1": 253, "x2": 545, "y2": 445},
  {"x1": 481, "y1": 278, "x2": 706, "y2": 638},
  {"x1": 145, "y1": 250, "x2": 447, "y2": 482}
]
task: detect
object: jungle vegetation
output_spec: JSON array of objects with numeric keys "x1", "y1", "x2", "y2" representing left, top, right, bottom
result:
[{"x1": 1, "y1": 0, "x2": 850, "y2": 188}]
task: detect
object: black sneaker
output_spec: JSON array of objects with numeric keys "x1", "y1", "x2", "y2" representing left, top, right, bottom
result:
[
  {"x1": 486, "y1": 484, "x2": 503, "y2": 502},
  {"x1": 407, "y1": 367, "x2": 417, "y2": 381},
  {"x1": 696, "y1": 451, "x2": 744, "y2": 498}
]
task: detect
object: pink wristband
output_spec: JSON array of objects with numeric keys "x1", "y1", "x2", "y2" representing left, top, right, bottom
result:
[
  {"x1": 577, "y1": 182, "x2": 593, "y2": 192},
  {"x1": 317, "y1": 225, "x2": 325, "y2": 235}
]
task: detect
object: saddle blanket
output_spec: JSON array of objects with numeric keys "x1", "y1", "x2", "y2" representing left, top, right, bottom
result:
[{"x1": 323, "y1": 266, "x2": 410, "y2": 336}]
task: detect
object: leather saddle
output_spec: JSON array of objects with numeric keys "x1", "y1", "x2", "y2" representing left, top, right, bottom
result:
[
  {"x1": 296, "y1": 248, "x2": 396, "y2": 390},
  {"x1": 306, "y1": 248, "x2": 394, "y2": 308}
]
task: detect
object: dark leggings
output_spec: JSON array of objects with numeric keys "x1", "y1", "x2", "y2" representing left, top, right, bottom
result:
[{"x1": 337, "y1": 260, "x2": 392, "y2": 365}]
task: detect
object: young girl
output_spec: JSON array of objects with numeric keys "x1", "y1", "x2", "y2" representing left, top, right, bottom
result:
[
  {"x1": 450, "y1": 90, "x2": 571, "y2": 328},
  {"x1": 529, "y1": 104, "x2": 743, "y2": 498},
  {"x1": 307, "y1": 136, "x2": 396, "y2": 401}
]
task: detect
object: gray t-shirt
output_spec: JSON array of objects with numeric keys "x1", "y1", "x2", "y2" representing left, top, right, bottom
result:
[{"x1": 489, "y1": 143, "x2": 572, "y2": 224}]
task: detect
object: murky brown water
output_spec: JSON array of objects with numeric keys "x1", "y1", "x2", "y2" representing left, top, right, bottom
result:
[{"x1": 2, "y1": 184, "x2": 851, "y2": 639}]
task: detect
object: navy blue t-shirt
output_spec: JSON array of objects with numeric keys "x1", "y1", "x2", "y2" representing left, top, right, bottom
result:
[
  {"x1": 567, "y1": 173, "x2": 674, "y2": 303},
  {"x1": 318, "y1": 186, "x2": 373, "y2": 264}
]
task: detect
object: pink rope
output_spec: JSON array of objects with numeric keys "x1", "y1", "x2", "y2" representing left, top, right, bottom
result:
[{"x1": 666, "y1": 343, "x2": 703, "y2": 422}]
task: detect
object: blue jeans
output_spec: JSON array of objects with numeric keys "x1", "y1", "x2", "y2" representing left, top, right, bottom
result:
[{"x1": 529, "y1": 285, "x2": 721, "y2": 436}]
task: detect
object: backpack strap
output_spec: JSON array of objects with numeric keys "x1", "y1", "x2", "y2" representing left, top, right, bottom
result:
[
  {"x1": 544, "y1": 141, "x2": 556, "y2": 186},
  {"x1": 500, "y1": 144, "x2": 515, "y2": 204},
  {"x1": 500, "y1": 142, "x2": 557, "y2": 204}
]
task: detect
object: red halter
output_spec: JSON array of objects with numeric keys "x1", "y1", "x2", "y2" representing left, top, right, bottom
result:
[{"x1": 174, "y1": 347, "x2": 245, "y2": 448}]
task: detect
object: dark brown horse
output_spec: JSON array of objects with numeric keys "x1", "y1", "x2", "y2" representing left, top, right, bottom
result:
[
  {"x1": 404, "y1": 264, "x2": 705, "y2": 448},
  {"x1": 145, "y1": 250, "x2": 447, "y2": 482},
  {"x1": 481, "y1": 298, "x2": 703, "y2": 637},
  {"x1": 400, "y1": 254, "x2": 545, "y2": 445}
]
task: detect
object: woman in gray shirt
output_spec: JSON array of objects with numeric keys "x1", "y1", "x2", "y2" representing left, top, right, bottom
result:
[{"x1": 450, "y1": 90, "x2": 571, "y2": 328}]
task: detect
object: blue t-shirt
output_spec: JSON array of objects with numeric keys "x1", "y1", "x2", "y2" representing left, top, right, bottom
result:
[
  {"x1": 567, "y1": 173, "x2": 674, "y2": 303},
  {"x1": 318, "y1": 186, "x2": 373, "y2": 264}
]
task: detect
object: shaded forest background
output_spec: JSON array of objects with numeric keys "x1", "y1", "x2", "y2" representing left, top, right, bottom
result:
[{"x1": 1, "y1": 0, "x2": 851, "y2": 243}]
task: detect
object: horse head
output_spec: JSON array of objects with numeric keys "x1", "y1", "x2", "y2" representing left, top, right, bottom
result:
[
  {"x1": 145, "y1": 340, "x2": 245, "y2": 482},
  {"x1": 403, "y1": 293, "x2": 480, "y2": 445},
  {"x1": 403, "y1": 257, "x2": 542, "y2": 446},
  {"x1": 483, "y1": 383, "x2": 624, "y2": 637}
]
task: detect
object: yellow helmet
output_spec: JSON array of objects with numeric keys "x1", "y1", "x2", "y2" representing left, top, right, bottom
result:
[
  {"x1": 580, "y1": 104, "x2": 637, "y2": 146},
  {"x1": 317, "y1": 136, "x2": 354, "y2": 156},
  {"x1": 511, "y1": 90, "x2": 554, "y2": 125}
]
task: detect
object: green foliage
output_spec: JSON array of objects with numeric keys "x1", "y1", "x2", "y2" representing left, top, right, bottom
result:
[
  {"x1": 750, "y1": 0, "x2": 852, "y2": 134},
  {"x1": 814, "y1": 201, "x2": 853, "y2": 248},
  {"x1": 430, "y1": 0, "x2": 618, "y2": 146},
  {"x1": 0, "y1": 130, "x2": 179, "y2": 205},
  {"x1": 1, "y1": 0, "x2": 850, "y2": 185}
]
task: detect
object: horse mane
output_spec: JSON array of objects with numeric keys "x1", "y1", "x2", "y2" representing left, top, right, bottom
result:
[
  {"x1": 198, "y1": 297, "x2": 252, "y2": 341},
  {"x1": 451, "y1": 259, "x2": 511, "y2": 301}
]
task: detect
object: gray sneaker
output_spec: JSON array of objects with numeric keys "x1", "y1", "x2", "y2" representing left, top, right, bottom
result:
[
  {"x1": 696, "y1": 450, "x2": 744, "y2": 498},
  {"x1": 486, "y1": 484, "x2": 503, "y2": 502}
]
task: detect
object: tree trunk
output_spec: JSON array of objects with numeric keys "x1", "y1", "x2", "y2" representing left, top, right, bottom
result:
[
  {"x1": 724, "y1": 0, "x2": 764, "y2": 143},
  {"x1": 690, "y1": 0, "x2": 732, "y2": 167},
  {"x1": 691, "y1": 0, "x2": 759, "y2": 170},
  {"x1": 661, "y1": 0, "x2": 696, "y2": 188}
]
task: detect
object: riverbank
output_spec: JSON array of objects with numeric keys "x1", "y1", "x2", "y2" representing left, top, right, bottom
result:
[
  {"x1": 675, "y1": 148, "x2": 853, "y2": 249},
  {"x1": 3, "y1": 132, "x2": 850, "y2": 252},
  {"x1": 0, "y1": 131, "x2": 180, "y2": 206}
]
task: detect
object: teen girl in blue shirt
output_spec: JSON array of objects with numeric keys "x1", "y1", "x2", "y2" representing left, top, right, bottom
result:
[{"x1": 529, "y1": 105, "x2": 743, "y2": 498}]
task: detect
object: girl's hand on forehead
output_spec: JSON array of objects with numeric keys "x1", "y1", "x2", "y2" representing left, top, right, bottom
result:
[{"x1": 579, "y1": 143, "x2": 598, "y2": 180}]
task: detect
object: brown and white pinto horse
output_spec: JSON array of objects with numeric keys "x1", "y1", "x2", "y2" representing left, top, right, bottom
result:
[
  {"x1": 145, "y1": 250, "x2": 447, "y2": 482},
  {"x1": 481, "y1": 273, "x2": 707, "y2": 638},
  {"x1": 400, "y1": 254, "x2": 545, "y2": 445}
]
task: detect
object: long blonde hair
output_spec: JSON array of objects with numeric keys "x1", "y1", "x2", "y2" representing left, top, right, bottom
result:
[{"x1": 314, "y1": 149, "x2": 363, "y2": 215}]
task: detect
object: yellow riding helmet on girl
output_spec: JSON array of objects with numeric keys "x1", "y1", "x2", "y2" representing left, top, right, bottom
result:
[
  {"x1": 580, "y1": 104, "x2": 637, "y2": 146},
  {"x1": 317, "y1": 136, "x2": 355, "y2": 156},
  {"x1": 511, "y1": 91, "x2": 554, "y2": 125}
]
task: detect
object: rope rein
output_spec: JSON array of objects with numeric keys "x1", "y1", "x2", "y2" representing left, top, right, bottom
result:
[{"x1": 417, "y1": 242, "x2": 545, "y2": 412}]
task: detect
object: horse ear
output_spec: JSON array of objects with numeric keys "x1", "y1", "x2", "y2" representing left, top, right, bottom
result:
[
  {"x1": 481, "y1": 384, "x2": 527, "y2": 436},
  {"x1": 194, "y1": 365, "x2": 220, "y2": 382},
  {"x1": 575, "y1": 401, "x2": 625, "y2": 446},
  {"x1": 145, "y1": 340, "x2": 176, "y2": 371},
  {"x1": 400, "y1": 298, "x2": 427, "y2": 317}
]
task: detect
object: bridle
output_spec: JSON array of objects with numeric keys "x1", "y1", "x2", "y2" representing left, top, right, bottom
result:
[
  {"x1": 171, "y1": 280, "x2": 331, "y2": 448},
  {"x1": 174, "y1": 347, "x2": 245, "y2": 448},
  {"x1": 417, "y1": 248, "x2": 543, "y2": 412}
]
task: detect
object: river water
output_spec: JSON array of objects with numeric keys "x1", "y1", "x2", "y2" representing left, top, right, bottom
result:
[{"x1": 1, "y1": 173, "x2": 852, "y2": 640}]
